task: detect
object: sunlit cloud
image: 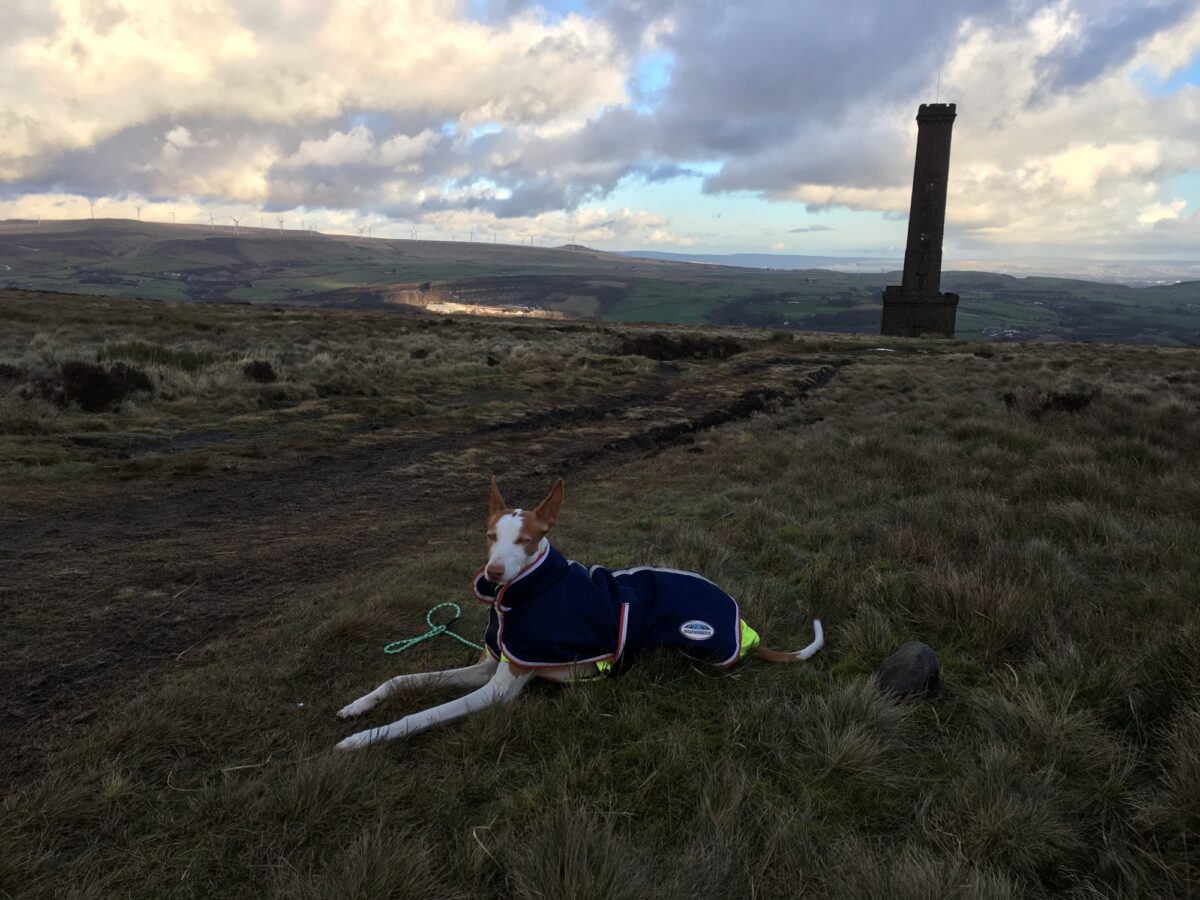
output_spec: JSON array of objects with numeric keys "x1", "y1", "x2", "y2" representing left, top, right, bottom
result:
[{"x1": 2, "y1": 0, "x2": 1199, "y2": 257}]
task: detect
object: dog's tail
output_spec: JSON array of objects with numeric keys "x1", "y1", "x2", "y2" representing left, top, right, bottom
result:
[{"x1": 755, "y1": 618, "x2": 823, "y2": 663}]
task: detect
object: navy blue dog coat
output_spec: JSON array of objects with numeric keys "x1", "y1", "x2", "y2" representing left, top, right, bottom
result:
[{"x1": 472, "y1": 543, "x2": 747, "y2": 671}]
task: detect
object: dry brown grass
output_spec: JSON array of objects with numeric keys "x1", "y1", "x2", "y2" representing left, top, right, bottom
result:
[
  {"x1": 1, "y1": 288, "x2": 1198, "y2": 898},
  {"x1": 0, "y1": 289, "x2": 662, "y2": 502}
]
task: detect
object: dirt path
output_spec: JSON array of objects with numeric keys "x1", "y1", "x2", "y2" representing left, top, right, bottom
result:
[{"x1": 0, "y1": 353, "x2": 844, "y2": 780}]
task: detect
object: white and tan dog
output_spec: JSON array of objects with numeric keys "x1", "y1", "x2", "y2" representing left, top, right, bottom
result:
[{"x1": 336, "y1": 478, "x2": 823, "y2": 750}]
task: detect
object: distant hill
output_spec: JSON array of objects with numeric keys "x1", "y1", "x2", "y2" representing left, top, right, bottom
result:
[
  {"x1": 1, "y1": 219, "x2": 1195, "y2": 344},
  {"x1": 619, "y1": 249, "x2": 899, "y2": 271},
  {"x1": 622, "y1": 248, "x2": 1200, "y2": 287}
]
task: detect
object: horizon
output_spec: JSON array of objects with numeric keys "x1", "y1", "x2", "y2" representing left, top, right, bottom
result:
[
  {"x1": 6, "y1": 214, "x2": 1200, "y2": 286},
  {"x1": 3, "y1": 2, "x2": 1200, "y2": 265}
]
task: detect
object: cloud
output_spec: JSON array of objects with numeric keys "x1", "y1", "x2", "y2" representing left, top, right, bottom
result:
[
  {"x1": 651, "y1": 0, "x2": 1200, "y2": 253},
  {"x1": 637, "y1": 0, "x2": 1200, "y2": 252},
  {"x1": 1033, "y1": 0, "x2": 1193, "y2": 95},
  {"x1": 2, "y1": 0, "x2": 1199, "y2": 256},
  {"x1": 938, "y1": 5, "x2": 1200, "y2": 252},
  {"x1": 163, "y1": 126, "x2": 201, "y2": 152},
  {"x1": 790, "y1": 225, "x2": 834, "y2": 233},
  {"x1": 0, "y1": 0, "x2": 61, "y2": 46},
  {"x1": 0, "y1": 1, "x2": 628, "y2": 178},
  {"x1": 278, "y1": 126, "x2": 378, "y2": 170},
  {"x1": 276, "y1": 124, "x2": 440, "y2": 172}
]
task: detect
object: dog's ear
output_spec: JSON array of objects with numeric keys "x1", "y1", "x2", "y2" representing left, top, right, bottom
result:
[
  {"x1": 489, "y1": 475, "x2": 507, "y2": 517},
  {"x1": 534, "y1": 479, "x2": 564, "y2": 531}
]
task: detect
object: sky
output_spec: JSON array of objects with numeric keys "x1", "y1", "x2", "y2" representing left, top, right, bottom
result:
[{"x1": 3, "y1": 0, "x2": 1200, "y2": 261}]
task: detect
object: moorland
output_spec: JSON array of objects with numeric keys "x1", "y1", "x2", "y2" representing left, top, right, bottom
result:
[
  {"x1": 0, "y1": 286, "x2": 1198, "y2": 898},
  {"x1": 2, "y1": 218, "x2": 1198, "y2": 345}
]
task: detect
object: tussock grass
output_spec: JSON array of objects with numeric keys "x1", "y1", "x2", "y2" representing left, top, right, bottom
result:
[
  {"x1": 821, "y1": 836, "x2": 1020, "y2": 899},
  {"x1": 2, "y1": 290, "x2": 1199, "y2": 897},
  {"x1": 274, "y1": 822, "x2": 459, "y2": 900},
  {"x1": 97, "y1": 340, "x2": 220, "y2": 373},
  {"x1": 0, "y1": 290, "x2": 653, "y2": 493}
]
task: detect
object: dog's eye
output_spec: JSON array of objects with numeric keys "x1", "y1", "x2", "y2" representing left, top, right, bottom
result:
[{"x1": 486, "y1": 532, "x2": 496, "y2": 541}]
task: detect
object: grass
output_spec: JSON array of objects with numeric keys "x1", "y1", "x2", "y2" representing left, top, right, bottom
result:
[
  {"x1": 1, "y1": 288, "x2": 1198, "y2": 897},
  {"x1": 7, "y1": 219, "x2": 1198, "y2": 343},
  {"x1": 0, "y1": 289, "x2": 657, "y2": 496},
  {"x1": 605, "y1": 280, "x2": 751, "y2": 324}
]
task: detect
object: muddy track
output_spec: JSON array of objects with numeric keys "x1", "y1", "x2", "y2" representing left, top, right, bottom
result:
[
  {"x1": 481, "y1": 382, "x2": 674, "y2": 433},
  {"x1": 579, "y1": 364, "x2": 840, "y2": 459},
  {"x1": 0, "y1": 355, "x2": 846, "y2": 781}
]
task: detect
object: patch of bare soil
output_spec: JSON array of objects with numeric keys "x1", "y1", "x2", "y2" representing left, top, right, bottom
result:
[
  {"x1": 578, "y1": 364, "x2": 840, "y2": 459},
  {"x1": 0, "y1": 352, "x2": 844, "y2": 783},
  {"x1": 482, "y1": 378, "x2": 675, "y2": 433},
  {"x1": 616, "y1": 332, "x2": 745, "y2": 361}
]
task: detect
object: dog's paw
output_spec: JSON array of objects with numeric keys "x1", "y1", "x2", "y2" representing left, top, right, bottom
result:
[
  {"x1": 335, "y1": 729, "x2": 379, "y2": 751},
  {"x1": 336, "y1": 697, "x2": 377, "y2": 719}
]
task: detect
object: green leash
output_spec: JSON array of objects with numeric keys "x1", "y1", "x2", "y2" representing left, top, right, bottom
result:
[{"x1": 383, "y1": 602, "x2": 484, "y2": 655}]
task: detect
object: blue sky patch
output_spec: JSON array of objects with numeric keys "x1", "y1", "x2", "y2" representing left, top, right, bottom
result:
[
  {"x1": 632, "y1": 52, "x2": 674, "y2": 111},
  {"x1": 1132, "y1": 56, "x2": 1200, "y2": 95},
  {"x1": 1164, "y1": 172, "x2": 1200, "y2": 214},
  {"x1": 468, "y1": 123, "x2": 505, "y2": 141},
  {"x1": 596, "y1": 168, "x2": 905, "y2": 255},
  {"x1": 537, "y1": 0, "x2": 587, "y2": 21}
]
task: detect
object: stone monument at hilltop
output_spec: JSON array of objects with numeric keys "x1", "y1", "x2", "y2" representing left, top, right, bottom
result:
[{"x1": 880, "y1": 103, "x2": 958, "y2": 337}]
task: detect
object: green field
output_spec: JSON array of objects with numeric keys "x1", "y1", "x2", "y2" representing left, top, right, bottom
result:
[
  {"x1": 2, "y1": 219, "x2": 1197, "y2": 344},
  {"x1": 605, "y1": 279, "x2": 755, "y2": 323}
]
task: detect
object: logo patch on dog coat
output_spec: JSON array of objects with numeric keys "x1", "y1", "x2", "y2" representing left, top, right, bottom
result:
[{"x1": 679, "y1": 620, "x2": 715, "y2": 641}]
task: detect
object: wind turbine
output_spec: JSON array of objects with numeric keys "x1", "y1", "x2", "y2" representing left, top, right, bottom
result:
[
  {"x1": 469, "y1": 228, "x2": 474, "y2": 242},
  {"x1": 277, "y1": 218, "x2": 285, "y2": 235},
  {"x1": 358, "y1": 226, "x2": 364, "y2": 237},
  {"x1": 171, "y1": 210, "x2": 176, "y2": 224},
  {"x1": 367, "y1": 225, "x2": 373, "y2": 238},
  {"x1": 231, "y1": 216, "x2": 241, "y2": 237},
  {"x1": 135, "y1": 204, "x2": 142, "y2": 221},
  {"x1": 208, "y1": 214, "x2": 215, "y2": 232},
  {"x1": 89, "y1": 200, "x2": 94, "y2": 220}
]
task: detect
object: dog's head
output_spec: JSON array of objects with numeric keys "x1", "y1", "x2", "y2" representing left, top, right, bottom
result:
[{"x1": 484, "y1": 477, "x2": 563, "y2": 584}]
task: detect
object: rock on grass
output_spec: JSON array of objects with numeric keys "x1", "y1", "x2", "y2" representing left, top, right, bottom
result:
[{"x1": 878, "y1": 641, "x2": 941, "y2": 700}]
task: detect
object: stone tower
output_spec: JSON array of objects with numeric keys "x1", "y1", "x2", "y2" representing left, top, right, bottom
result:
[{"x1": 881, "y1": 103, "x2": 958, "y2": 337}]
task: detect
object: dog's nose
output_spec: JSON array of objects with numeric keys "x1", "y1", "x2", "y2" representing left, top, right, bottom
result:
[{"x1": 485, "y1": 563, "x2": 505, "y2": 581}]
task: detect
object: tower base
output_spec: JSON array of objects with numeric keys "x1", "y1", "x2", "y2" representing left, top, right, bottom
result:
[{"x1": 880, "y1": 287, "x2": 959, "y2": 337}]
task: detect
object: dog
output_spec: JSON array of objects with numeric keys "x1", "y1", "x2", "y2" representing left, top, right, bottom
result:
[{"x1": 335, "y1": 478, "x2": 823, "y2": 750}]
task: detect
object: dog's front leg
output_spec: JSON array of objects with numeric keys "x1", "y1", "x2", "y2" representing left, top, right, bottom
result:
[
  {"x1": 335, "y1": 662, "x2": 533, "y2": 751},
  {"x1": 337, "y1": 657, "x2": 499, "y2": 719}
]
